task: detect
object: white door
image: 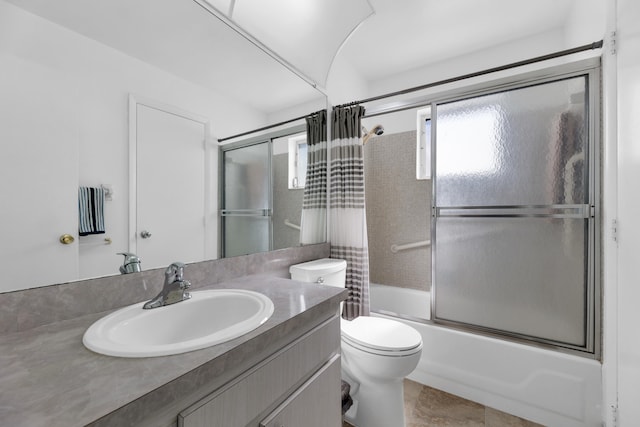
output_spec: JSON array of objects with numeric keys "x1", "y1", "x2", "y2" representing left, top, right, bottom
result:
[
  {"x1": 0, "y1": 54, "x2": 79, "y2": 292},
  {"x1": 133, "y1": 99, "x2": 212, "y2": 271}
]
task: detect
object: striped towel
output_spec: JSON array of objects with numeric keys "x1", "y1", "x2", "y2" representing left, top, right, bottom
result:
[{"x1": 78, "y1": 187, "x2": 105, "y2": 236}]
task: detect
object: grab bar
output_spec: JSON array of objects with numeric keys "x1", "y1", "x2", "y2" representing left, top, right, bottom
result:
[
  {"x1": 390, "y1": 240, "x2": 430, "y2": 253},
  {"x1": 284, "y1": 219, "x2": 301, "y2": 231}
]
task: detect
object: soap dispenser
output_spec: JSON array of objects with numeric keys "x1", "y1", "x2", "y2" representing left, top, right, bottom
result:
[{"x1": 117, "y1": 252, "x2": 142, "y2": 274}]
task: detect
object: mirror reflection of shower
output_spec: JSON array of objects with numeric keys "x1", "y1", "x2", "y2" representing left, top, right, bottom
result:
[{"x1": 362, "y1": 124, "x2": 384, "y2": 144}]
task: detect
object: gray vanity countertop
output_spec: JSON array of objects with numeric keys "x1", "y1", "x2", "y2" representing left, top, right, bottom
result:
[{"x1": 0, "y1": 275, "x2": 347, "y2": 427}]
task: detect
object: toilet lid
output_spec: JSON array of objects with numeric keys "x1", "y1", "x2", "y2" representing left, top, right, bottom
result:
[{"x1": 341, "y1": 316, "x2": 422, "y2": 352}]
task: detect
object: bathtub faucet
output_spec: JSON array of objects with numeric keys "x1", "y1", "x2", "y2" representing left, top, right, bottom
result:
[{"x1": 143, "y1": 262, "x2": 191, "y2": 309}]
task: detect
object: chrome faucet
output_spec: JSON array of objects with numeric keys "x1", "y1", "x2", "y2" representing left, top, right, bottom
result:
[
  {"x1": 118, "y1": 252, "x2": 141, "y2": 274},
  {"x1": 143, "y1": 262, "x2": 191, "y2": 309}
]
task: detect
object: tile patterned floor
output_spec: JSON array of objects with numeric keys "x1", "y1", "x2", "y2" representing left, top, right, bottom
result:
[{"x1": 344, "y1": 379, "x2": 544, "y2": 427}]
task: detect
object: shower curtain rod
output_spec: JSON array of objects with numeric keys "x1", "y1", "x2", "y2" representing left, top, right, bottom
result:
[
  {"x1": 218, "y1": 109, "x2": 324, "y2": 143},
  {"x1": 218, "y1": 40, "x2": 603, "y2": 142},
  {"x1": 337, "y1": 40, "x2": 604, "y2": 109}
]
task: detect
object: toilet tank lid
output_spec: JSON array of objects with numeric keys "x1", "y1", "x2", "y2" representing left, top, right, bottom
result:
[{"x1": 289, "y1": 258, "x2": 347, "y2": 275}]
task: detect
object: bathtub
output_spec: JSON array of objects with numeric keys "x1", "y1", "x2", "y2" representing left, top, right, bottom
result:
[
  {"x1": 369, "y1": 282, "x2": 430, "y2": 320},
  {"x1": 369, "y1": 283, "x2": 602, "y2": 427}
]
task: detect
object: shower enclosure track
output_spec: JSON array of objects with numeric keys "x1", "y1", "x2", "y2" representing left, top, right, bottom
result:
[{"x1": 217, "y1": 41, "x2": 603, "y2": 142}]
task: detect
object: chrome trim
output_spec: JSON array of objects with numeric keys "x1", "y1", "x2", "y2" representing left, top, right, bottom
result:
[
  {"x1": 587, "y1": 65, "x2": 602, "y2": 359},
  {"x1": 430, "y1": 101, "x2": 438, "y2": 330}
]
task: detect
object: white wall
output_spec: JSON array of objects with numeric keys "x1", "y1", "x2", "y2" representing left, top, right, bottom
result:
[
  {"x1": 0, "y1": 1, "x2": 266, "y2": 280},
  {"x1": 366, "y1": 30, "x2": 567, "y2": 98},
  {"x1": 565, "y1": 0, "x2": 607, "y2": 47},
  {"x1": 266, "y1": 96, "x2": 327, "y2": 126},
  {"x1": 361, "y1": 108, "x2": 415, "y2": 136},
  {"x1": 326, "y1": 53, "x2": 370, "y2": 106},
  {"x1": 599, "y1": 16, "x2": 620, "y2": 427},
  {"x1": 614, "y1": 0, "x2": 640, "y2": 424}
]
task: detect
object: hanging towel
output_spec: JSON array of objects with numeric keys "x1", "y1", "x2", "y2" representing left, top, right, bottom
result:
[{"x1": 78, "y1": 186, "x2": 106, "y2": 236}]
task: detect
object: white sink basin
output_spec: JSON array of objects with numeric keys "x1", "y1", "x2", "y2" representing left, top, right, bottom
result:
[{"x1": 83, "y1": 289, "x2": 274, "y2": 358}]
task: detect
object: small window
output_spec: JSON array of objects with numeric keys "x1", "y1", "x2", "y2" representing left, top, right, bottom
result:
[
  {"x1": 416, "y1": 107, "x2": 431, "y2": 180},
  {"x1": 288, "y1": 133, "x2": 307, "y2": 189}
]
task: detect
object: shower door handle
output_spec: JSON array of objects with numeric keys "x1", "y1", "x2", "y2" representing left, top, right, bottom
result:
[{"x1": 435, "y1": 204, "x2": 590, "y2": 219}]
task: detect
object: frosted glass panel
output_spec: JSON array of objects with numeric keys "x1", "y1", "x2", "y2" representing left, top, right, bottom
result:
[
  {"x1": 224, "y1": 143, "x2": 270, "y2": 210},
  {"x1": 435, "y1": 76, "x2": 588, "y2": 207},
  {"x1": 224, "y1": 216, "x2": 270, "y2": 257},
  {"x1": 434, "y1": 217, "x2": 587, "y2": 346}
]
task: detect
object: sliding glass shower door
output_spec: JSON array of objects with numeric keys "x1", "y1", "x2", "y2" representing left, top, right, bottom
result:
[
  {"x1": 432, "y1": 68, "x2": 600, "y2": 354},
  {"x1": 221, "y1": 141, "x2": 272, "y2": 257}
]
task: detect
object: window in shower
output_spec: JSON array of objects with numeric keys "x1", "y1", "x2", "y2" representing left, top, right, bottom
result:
[
  {"x1": 288, "y1": 133, "x2": 307, "y2": 189},
  {"x1": 416, "y1": 106, "x2": 431, "y2": 180}
]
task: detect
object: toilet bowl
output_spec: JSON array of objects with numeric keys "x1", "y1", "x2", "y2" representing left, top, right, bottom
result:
[{"x1": 290, "y1": 258, "x2": 423, "y2": 427}]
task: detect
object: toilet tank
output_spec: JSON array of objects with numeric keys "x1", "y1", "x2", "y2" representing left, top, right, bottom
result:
[{"x1": 289, "y1": 258, "x2": 347, "y2": 288}]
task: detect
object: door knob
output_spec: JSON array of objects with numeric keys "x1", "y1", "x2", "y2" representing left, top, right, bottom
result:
[
  {"x1": 59, "y1": 234, "x2": 75, "y2": 245},
  {"x1": 140, "y1": 230, "x2": 152, "y2": 239}
]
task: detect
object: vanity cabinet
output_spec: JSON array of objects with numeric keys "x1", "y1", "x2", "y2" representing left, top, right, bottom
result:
[
  {"x1": 259, "y1": 356, "x2": 340, "y2": 427},
  {"x1": 178, "y1": 316, "x2": 341, "y2": 427}
]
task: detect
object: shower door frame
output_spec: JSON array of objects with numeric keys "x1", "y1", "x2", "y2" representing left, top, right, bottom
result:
[
  {"x1": 218, "y1": 124, "x2": 308, "y2": 258},
  {"x1": 429, "y1": 59, "x2": 602, "y2": 359},
  {"x1": 219, "y1": 138, "x2": 274, "y2": 258}
]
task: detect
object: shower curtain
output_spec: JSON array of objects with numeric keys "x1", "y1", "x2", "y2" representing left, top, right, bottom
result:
[
  {"x1": 300, "y1": 110, "x2": 327, "y2": 244},
  {"x1": 330, "y1": 105, "x2": 370, "y2": 320}
]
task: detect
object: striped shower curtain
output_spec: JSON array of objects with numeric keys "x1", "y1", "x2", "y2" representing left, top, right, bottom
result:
[
  {"x1": 330, "y1": 105, "x2": 370, "y2": 320},
  {"x1": 300, "y1": 110, "x2": 327, "y2": 244}
]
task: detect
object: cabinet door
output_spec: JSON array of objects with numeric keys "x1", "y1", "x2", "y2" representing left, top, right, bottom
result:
[
  {"x1": 178, "y1": 317, "x2": 340, "y2": 427},
  {"x1": 259, "y1": 355, "x2": 341, "y2": 427}
]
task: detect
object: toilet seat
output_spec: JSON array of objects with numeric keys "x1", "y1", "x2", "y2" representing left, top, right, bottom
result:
[{"x1": 341, "y1": 317, "x2": 422, "y2": 356}]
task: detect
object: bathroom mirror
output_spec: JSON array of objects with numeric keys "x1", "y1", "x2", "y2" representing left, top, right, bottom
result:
[{"x1": 0, "y1": 0, "x2": 326, "y2": 292}]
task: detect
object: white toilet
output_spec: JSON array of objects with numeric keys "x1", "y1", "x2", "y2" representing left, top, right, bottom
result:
[{"x1": 290, "y1": 258, "x2": 423, "y2": 427}]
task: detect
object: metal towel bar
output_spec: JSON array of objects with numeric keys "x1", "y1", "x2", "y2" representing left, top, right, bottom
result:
[{"x1": 79, "y1": 237, "x2": 112, "y2": 246}]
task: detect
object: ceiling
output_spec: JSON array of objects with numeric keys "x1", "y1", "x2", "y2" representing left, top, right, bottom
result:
[
  {"x1": 3, "y1": 0, "x2": 323, "y2": 113},
  {"x1": 5, "y1": 0, "x2": 580, "y2": 115},
  {"x1": 341, "y1": 0, "x2": 577, "y2": 83}
]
